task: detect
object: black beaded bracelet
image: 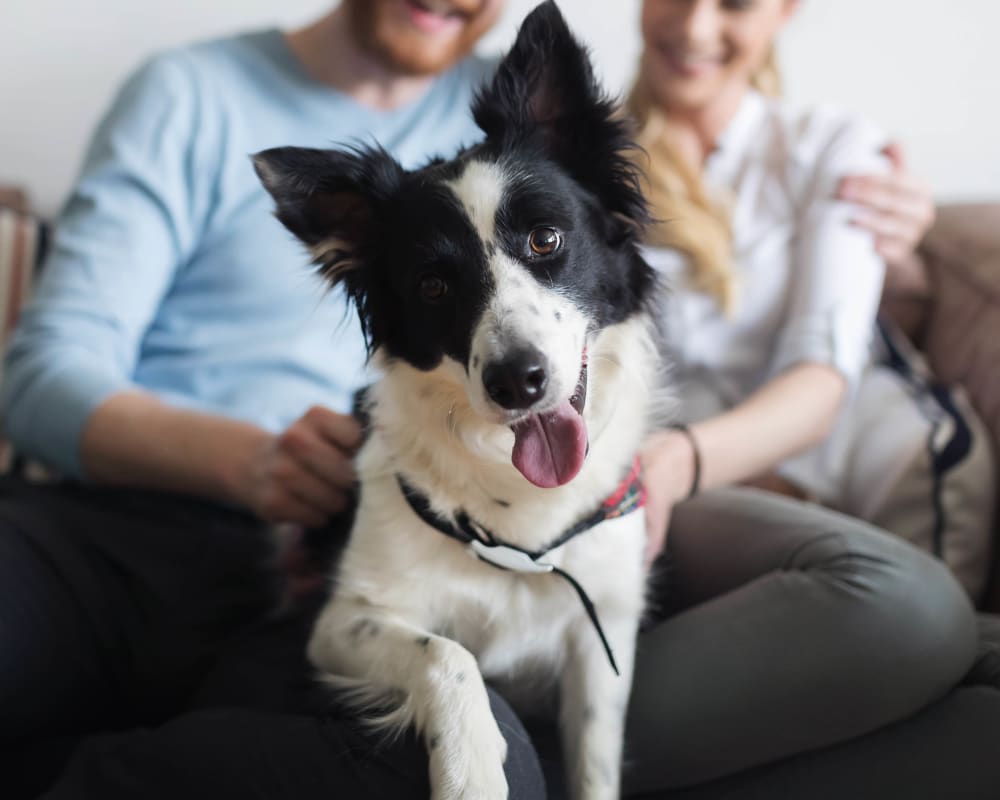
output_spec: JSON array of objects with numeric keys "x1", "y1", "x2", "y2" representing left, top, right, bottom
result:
[{"x1": 667, "y1": 423, "x2": 702, "y2": 500}]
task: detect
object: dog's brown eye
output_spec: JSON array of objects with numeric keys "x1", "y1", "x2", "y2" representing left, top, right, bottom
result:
[
  {"x1": 418, "y1": 274, "x2": 448, "y2": 302},
  {"x1": 528, "y1": 227, "x2": 561, "y2": 256}
]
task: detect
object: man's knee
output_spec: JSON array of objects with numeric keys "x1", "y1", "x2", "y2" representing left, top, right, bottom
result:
[
  {"x1": 0, "y1": 527, "x2": 111, "y2": 744},
  {"x1": 48, "y1": 702, "x2": 547, "y2": 800},
  {"x1": 487, "y1": 689, "x2": 546, "y2": 800}
]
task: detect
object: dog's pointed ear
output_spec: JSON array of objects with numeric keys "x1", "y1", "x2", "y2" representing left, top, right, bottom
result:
[
  {"x1": 252, "y1": 146, "x2": 399, "y2": 284},
  {"x1": 473, "y1": 1, "x2": 598, "y2": 143},
  {"x1": 473, "y1": 1, "x2": 647, "y2": 228}
]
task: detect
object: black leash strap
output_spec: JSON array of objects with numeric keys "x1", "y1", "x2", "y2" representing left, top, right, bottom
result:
[
  {"x1": 550, "y1": 565, "x2": 620, "y2": 675},
  {"x1": 396, "y1": 474, "x2": 640, "y2": 676}
]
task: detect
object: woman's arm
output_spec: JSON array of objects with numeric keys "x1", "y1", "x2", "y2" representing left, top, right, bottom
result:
[
  {"x1": 641, "y1": 362, "x2": 845, "y2": 562},
  {"x1": 669, "y1": 362, "x2": 845, "y2": 492},
  {"x1": 642, "y1": 115, "x2": 901, "y2": 563}
]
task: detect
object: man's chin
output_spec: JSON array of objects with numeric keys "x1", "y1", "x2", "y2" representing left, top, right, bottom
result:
[{"x1": 373, "y1": 37, "x2": 474, "y2": 77}]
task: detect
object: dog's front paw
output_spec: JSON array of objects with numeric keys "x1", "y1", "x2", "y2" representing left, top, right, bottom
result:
[{"x1": 428, "y1": 721, "x2": 508, "y2": 800}]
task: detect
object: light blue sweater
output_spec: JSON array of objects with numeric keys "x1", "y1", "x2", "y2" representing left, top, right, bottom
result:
[{"x1": 1, "y1": 30, "x2": 494, "y2": 477}]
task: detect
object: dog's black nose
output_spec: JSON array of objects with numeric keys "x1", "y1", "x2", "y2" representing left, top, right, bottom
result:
[{"x1": 482, "y1": 349, "x2": 549, "y2": 410}]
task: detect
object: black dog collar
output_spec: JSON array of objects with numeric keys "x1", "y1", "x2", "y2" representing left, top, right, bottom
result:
[{"x1": 396, "y1": 459, "x2": 646, "y2": 676}]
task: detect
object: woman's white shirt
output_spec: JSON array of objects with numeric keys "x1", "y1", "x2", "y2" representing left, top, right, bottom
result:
[{"x1": 642, "y1": 89, "x2": 889, "y2": 499}]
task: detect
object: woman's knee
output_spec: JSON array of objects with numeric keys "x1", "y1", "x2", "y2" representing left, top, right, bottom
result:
[{"x1": 790, "y1": 517, "x2": 977, "y2": 701}]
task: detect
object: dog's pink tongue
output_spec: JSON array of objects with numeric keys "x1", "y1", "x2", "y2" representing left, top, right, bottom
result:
[{"x1": 511, "y1": 400, "x2": 588, "y2": 488}]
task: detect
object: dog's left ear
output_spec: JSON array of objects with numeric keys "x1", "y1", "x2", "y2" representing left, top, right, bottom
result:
[
  {"x1": 473, "y1": 1, "x2": 646, "y2": 227},
  {"x1": 252, "y1": 145, "x2": 401, "y2": 284},
  {"x1": 253, "y1": 145, "x2": 403, "y2": 354}
]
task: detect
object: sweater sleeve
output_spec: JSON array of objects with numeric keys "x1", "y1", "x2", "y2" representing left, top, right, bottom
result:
[{"x1": 0, "y1": 53, "x2": 211, "y2": 476}]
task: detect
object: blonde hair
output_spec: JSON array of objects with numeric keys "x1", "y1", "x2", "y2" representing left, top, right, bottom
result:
[{"x1": 629, "y1": 48, "x2": 781, "y2": 312}]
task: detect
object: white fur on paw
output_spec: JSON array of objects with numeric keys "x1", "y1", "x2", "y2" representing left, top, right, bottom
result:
[{"x1": 428, "y1": 720, "x2": 508, "y2": 800}]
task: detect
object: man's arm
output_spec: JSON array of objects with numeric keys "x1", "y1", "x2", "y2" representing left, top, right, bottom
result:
[
  {"x1": 0, "y1": 53, "x2": 359, "y2": 525},
  {"x1": 1, "y1": 54, "x2": 207, "y2": 477},
  {"x1": 82, "y1": 392, "x2": 359, "y2": 526},
  {"x1": 837, "y1": 142, "x2": 936, "y2": 268}
]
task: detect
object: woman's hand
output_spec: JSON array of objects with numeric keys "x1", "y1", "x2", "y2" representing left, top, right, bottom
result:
[
  {"x1": 837, "y1": 141, "x2": 936, "y2": 267},
  {"x1": 640, "y1": 428, "x2": 697, "y2": 568},
  {"x1": 243, "y1": 405, "x2": 362, "y2": 527}
]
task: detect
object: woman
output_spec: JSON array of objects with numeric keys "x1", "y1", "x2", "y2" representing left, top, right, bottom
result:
[
  {"x1": 620, "y1": 0, "x2": 1000, "y2": 795},
  {"x1": 633, "y1": 0, "x2": 994, "y2": 595}
]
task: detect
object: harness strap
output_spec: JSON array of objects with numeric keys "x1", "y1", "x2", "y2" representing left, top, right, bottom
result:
[{"x1": 395, "y1": 459, "x2": 645, "y2": 676}]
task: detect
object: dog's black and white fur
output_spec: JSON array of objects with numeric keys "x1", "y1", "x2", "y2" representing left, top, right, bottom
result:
[{"x1": 254, "y1": 4, "x2": 661, "y2": 797}]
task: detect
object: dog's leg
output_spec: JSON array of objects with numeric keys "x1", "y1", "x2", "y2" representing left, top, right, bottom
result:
[
  {"x1": 309, "y1": 596, "x2": 509, "y2": 800},
  {"x1": 559, "y1": 615, "x2": 639, "y2": 800}
]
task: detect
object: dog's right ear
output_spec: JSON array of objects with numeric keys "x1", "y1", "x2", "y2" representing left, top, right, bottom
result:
[
  {"x1": 473, "y1": 1, "x2": 648, "y2": 232},
  {"x1": 252, "y1": 145, "x2": 401, "y2": 284}
]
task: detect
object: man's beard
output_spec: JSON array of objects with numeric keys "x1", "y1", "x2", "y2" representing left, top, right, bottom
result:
[{"x1": 345, "y1": 0, "x2": 499, "y2": 77}]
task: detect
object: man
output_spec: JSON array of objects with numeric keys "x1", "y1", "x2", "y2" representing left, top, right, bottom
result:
[
  {"x1": 4, "y1": 0, "x2": 506, "y2": 528},
  {"x1": 1, "y1": 2, "x2": 552, "y2": 797}
]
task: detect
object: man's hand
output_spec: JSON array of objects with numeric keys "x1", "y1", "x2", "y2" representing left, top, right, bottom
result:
[
  {"x1": 640, "y1": 429, "x2": 697, "y2": 568},
  {"x1": 81, "y1": 392, "x2": 363, "y2": 525},
  {"x1": 837, "y1": 141, "x2": 936, "y2": 267},
  {"x1": 243, "y1": 406, "x2": 362, "y2": 527}
]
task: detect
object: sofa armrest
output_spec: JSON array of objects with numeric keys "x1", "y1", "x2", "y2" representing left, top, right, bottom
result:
[
  {"x1": 921, "y1": 205, "x2": 1000, "y2": 421},
  {"x1": 924, "y1": 205, "x2": 1000, "y2": 263},
  {"x1": 918, "y1": 203, "x2": 1000, "y2": 610},
  {"x1": 0, "y1": 186, "x2": 30, "y2": 215},
  {"x1": 0, "y1": 199, "x2": 47, "y2": 472}
]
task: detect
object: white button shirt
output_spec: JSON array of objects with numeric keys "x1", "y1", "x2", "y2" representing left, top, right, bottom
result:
[{"x1": 643, "y1": 90, "x2": 889, "y2": 499}]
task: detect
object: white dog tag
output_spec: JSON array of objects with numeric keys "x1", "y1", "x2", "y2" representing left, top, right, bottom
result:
[{"x1": 469, "y1": 540, "x2": 555, "y2": 574}]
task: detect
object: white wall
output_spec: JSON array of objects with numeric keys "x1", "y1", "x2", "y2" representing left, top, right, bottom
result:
[{"x1": 2, "y1": 0, "x2": 998, "y2": 216}]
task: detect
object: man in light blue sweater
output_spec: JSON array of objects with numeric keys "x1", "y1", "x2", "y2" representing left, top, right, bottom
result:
[
  {"x1": 0, "y1": 2, "x2": 554, "y2": 797},
  {"x1": 2, "y1": 3, "x2": 496, "y2": 520}
]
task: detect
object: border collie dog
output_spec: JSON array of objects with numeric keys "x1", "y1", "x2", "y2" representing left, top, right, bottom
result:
[{"x1": 254, "y1": 3, "x2": 660, "y2": 798}]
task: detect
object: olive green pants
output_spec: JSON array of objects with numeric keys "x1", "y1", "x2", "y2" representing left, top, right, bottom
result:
[{"x1": 624, "y1": 487, "x2": 998, "y2": 798}]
